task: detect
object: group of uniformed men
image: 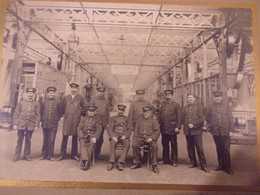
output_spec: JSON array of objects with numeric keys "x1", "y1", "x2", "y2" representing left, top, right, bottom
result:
[{"x1": 12, "y1": 82, "x2": 234, "y2": 175}]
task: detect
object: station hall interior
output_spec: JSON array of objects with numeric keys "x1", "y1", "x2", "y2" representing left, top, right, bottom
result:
[{"x1": 0, "y1": 0, "x2": 259, "y2": 186}]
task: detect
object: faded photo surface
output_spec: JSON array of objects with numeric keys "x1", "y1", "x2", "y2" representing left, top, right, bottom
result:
[{"x1": 0, "y1": 0, "x2": 259, "y2": 188}]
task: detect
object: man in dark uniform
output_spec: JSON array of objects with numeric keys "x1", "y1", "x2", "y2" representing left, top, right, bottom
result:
[
  {"x1": 40, "y1": 86, "x2": 63, "y2": 161},
  {"x1": 12, "y1": 87, "x2": 40, "y2": 162},
  {"x1": 182, "y1": 93, "x2": 209, "y2": 172},
  {"x1": 130, "y1": 106, "x2": 160, "y2": 174},
  {"x1": 159, "y1": 89, "x2": 181, "y2": 167},
  {"x1": 107, "y1": 104, "x2": 132, "y2": 171},
  {"x1": 205, "y1": 91, "x2": 234, "y2": 175},
  {"x1": 128, "y1": 90, "x2": 151, "y2": 128},
  {"x1": 77, "y1": 105, "x2": 102, "y2": 170},
  {"x1": 89, "y1": 86, "x2": 110, "y2": 160},
  {"x1": 58, "y1": 82, "x2": 85, "y2": 161}
]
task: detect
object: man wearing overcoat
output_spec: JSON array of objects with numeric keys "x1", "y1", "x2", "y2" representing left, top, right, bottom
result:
[
  {"x1": 205, "y1": 91, "x2": 234, "y2": 175},
  {"x1": 40, "y1": 86, "x2": 63, "y2": 161},
  {"x1": 159, "y1": 89, "x2": 181, "y2": 167},
  {"x1": 58, "y1": 82, "x2": 85, "y2": 161},
  {"x1": 182, "y1": 93, "x2": 209, "y2": 172},
  {"x1": 12, "y1": 87, "x2": 40, "y2": 162},
  {"x1": 107, "y1": 104, "x2": 132, "y2": 171}
]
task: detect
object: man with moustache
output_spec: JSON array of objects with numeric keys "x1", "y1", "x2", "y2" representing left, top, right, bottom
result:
[
  {"x1": 57, "y1": 82, "x2": 85, "y2": 161},
  {"x1": 89, "y1": 86, "x2": 110, "y2": 160},
  {"x1": 12, "y1": 87, "x2": 40, "y2": 162},
  {"x1": 40, "y1": 87, "x2": 63, "y2": 161},
  {"x1": 77, "y1": 105, "x2": 102, "y2": 170},
  {"x1": 205, "y1": 91, "x2": 234, "y2": 175},
  {"x1": 159, "y1": 89, "x2": 181, "y2": 167},
  {"x1": 107, "y1": 104, "x2": 132, "y2": 171},
  {"x1": 182, "y1": 93, "x2": 209, "y2": 172}
]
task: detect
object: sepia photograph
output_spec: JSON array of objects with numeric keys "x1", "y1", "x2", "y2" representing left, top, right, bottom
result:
[{"x1": 0, "y1": 0, "x2": 259, "y2": 193}]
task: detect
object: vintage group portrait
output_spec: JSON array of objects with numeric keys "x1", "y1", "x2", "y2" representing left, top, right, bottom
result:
[{"x1": 0, "y1": 0, "x2": 259, "y2": 193}]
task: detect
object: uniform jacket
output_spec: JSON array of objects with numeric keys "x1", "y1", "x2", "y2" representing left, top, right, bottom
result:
[
  {"x1": 107, "y1": 115, "x2": 132, "y2": 139},
  {"x1": 13, "y1": 99, "x2": 40, "y2": 130},
  {"x1": 205, "y1": 102, "x2": 234, "y2": 136},
  {"x1": 41, "y1": 98, "x2": 63, "y2": 129},
  {"x1": 133, "y1": 116, "x2": 160, "y2": 141},
  {"x1": 77, "y1": 115, "x2": 102, "y2": 140},
  {"x1": 182, "y1": 103, "x2": 204, "y2": 135},
  {"x1": 90, "y1": 96, "x2": 110, "y2": 127},
  {"x1": 159, "y1": 100, "x2": 182, "y2": 135},
  {"x1": 128, "y1": 99, "x2": 150, "y2": 127},
  {"x1": 62, "y1": 94, "x2": 85, "y2": 135}
]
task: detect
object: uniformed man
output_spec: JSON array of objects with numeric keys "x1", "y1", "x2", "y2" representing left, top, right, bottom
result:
[
  {"x1": 12, "y1": 87, "x2": 40, "y2": 162},
  {"x1": 89, "y1": 86, "x2": 110, "y2": 160},
  {"x1": 128, "y1": 90, "x2": 151, "y2": 128},
  {"x1": 40, "y1": 86, "x2": 63, "y2": 161},
  {"x1": 205, "y1": 91, "x2": 234, "y2": 175},
  {"x1": 57, "y1": 83, "x2": 85, "y2": 161},
  {"x1": 182, "y1": 93, "x2": 209, "y2": 172},
  {"x1": 77, "y1": 105, "x2": 102, "y2": 170},
  {"x1": 130, "y1": 106, "x2": 160, "y2": 174},
  {"x1": 107, "y1": 104, "x2": 132, "y2": 171},
  {"x1": 159, "y1": 89, "x2": 181, "y2": 167}
]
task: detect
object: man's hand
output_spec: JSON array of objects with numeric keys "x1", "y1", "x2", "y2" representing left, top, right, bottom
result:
[
  {"x1": 146, "y1": 138, "x2": 152, "y2": 142},
  {"x1": 34, "y1": 127, "x2": 38, "y2": 131},
  {"x1": 13, "y1": 125, "x2": 18, "y2": 130},
  {"x1": 91, "y1": 137, "x2": 97, "y2": 143},
  {"x1": 112, "y1": 137, "x2": 118, "y2": 142},
  {"x1": 121, "y1": 135, "x2": 126, "y2": 140},
  {"x1": 188, "y1": 124, "x2": 194, "y2": 129},
  {"x1": 175, "y1": 128, "x2": 180, "y2": 133}
]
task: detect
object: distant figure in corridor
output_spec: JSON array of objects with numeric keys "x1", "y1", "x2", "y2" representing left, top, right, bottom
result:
[
  {"x1": 77, "y1": 106, "x2": 102, "y2": 170},
  {"x1": 40, "y1": 86, "x2": 62, "y2": 161},
  {"x1": 205, "y1": 91, "x2": 234, "y2": 175},
  {"x1": 89, "y1": 86, "x2": 110, "y2": 160},
  {"x1": 182, "y1": 93, "x2": 209, "y2": 172},
  {"x1": 107, "y1": 104, "x2": 132, "y2": 171},
  {"x1": 12, "y1": 87, "x2": 40, "y2": 162},
  {"x1": 159, "y1": 89, "x2": 181, "y2": 167},
  {"x1": 57, "y1": 83, "x2": 85, "y2": 161}
]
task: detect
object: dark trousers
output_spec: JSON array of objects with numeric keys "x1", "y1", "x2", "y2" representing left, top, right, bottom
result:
[
  {"x1": 109, "y1": 139, "x2": 130, "y2": 164},
  {"x1": 132, "y1": 138, "x2": 158, "y2": 165},
  {"x1": 14, "y1": 129, "x2": 34, "y2": 159},
  {"x1": 60, "y1": 135, "x2": 78, "y2": 156},
  {"x1": 79, "y1": 139, "x2": 96, "y2": 161},
  {"x1": 213, "y1": 135, "x2": 231, "y2": 170},
  {"x1": 185, "y1": 135, "x2": 207, "y2": 167},
  {"x1": 161, "y1": 134, "x2": 178, "y2": 163},
  {"x1": 95, "y1": 126, "x2": 105, "y2": 157},
  {"x1": 42, "y1": 128, "x2": 57, "y2": 158}
]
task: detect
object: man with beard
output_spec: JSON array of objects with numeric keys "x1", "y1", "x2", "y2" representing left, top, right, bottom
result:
[
  {"x1": 12, "y1": 87, "x2": 40, "y2": 162},
  {"x1": 77, "y1": 105, "x2": 102, "y2": 170},
  {"x1": 57, "y1": 83, "x2": 85, "y2": 161},
  {"x1": 205, "y1": 91, "x2": 234, "y2": 175},
  {"x1": 107, "y1": 104, "x2": 132, "y2": 171},
  {"x1": 89, "y1": 86, "x2": 110, "y2": 160},
  {"x1": 40, "y1": 86, "x2": 63, "y2": 161},
  {"x1": 159, "y1": 89, "x2": 181, "y2": 167},
  {"x1": 182, "y1": 93, "x2": 209, "y2": 172}
]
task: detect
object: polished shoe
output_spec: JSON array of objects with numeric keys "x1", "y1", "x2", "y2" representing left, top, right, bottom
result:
[
  {"x1": 47, "y1": 157, "x2": 55, "y2": 162},
  {"x1": 71, "y1": 155, "x2": 80, "y2": 161},
  {"x1": 57, "y1": 155, "x2": 65, "y2": 161},
  {"x1": 117, "y1": 162, "x2": 124, "y2": 171},
  {"x1": 226, "y1": 169, "x2": 234, "y2": 175},
  {"x1": 80, "y1": 160, "x2": 86, "y2": 170},
  {"x1": 40, "y1": 156, "x2": 46, "y2": 160},
  {"x1": 152, "y1": 165, "x2": 159, "y2": 174},
  {"x1": 107, "y1": 162, "x2": 114, "y2": 171},
  {"x1": 188, "y1": 164, "x2": 198, "y2": 168},
  {"x1": 130, "y1": 164, "x2": 141, "y2": 169},
  {"x1": 214, "y1": 166, "x2": 224, "y2": 171},
  {"x1": 95, "y1": 155, "x2": 104, "y2": 160},
  {"x1": 202, "y1": 166, "x2": 210, "y2": 173},
  {"x1": 23, "y1": 156, "x2": 32, "y2": 162},
  {"x1": 12, "y1": 157, "x2": 20, "y2": 162},
  {"x1": 84, "y1": 160, "x2": 90, "y2": 170},
  {"x1": 172, "y1": 162, "x2": 178, "y2": 167}
]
